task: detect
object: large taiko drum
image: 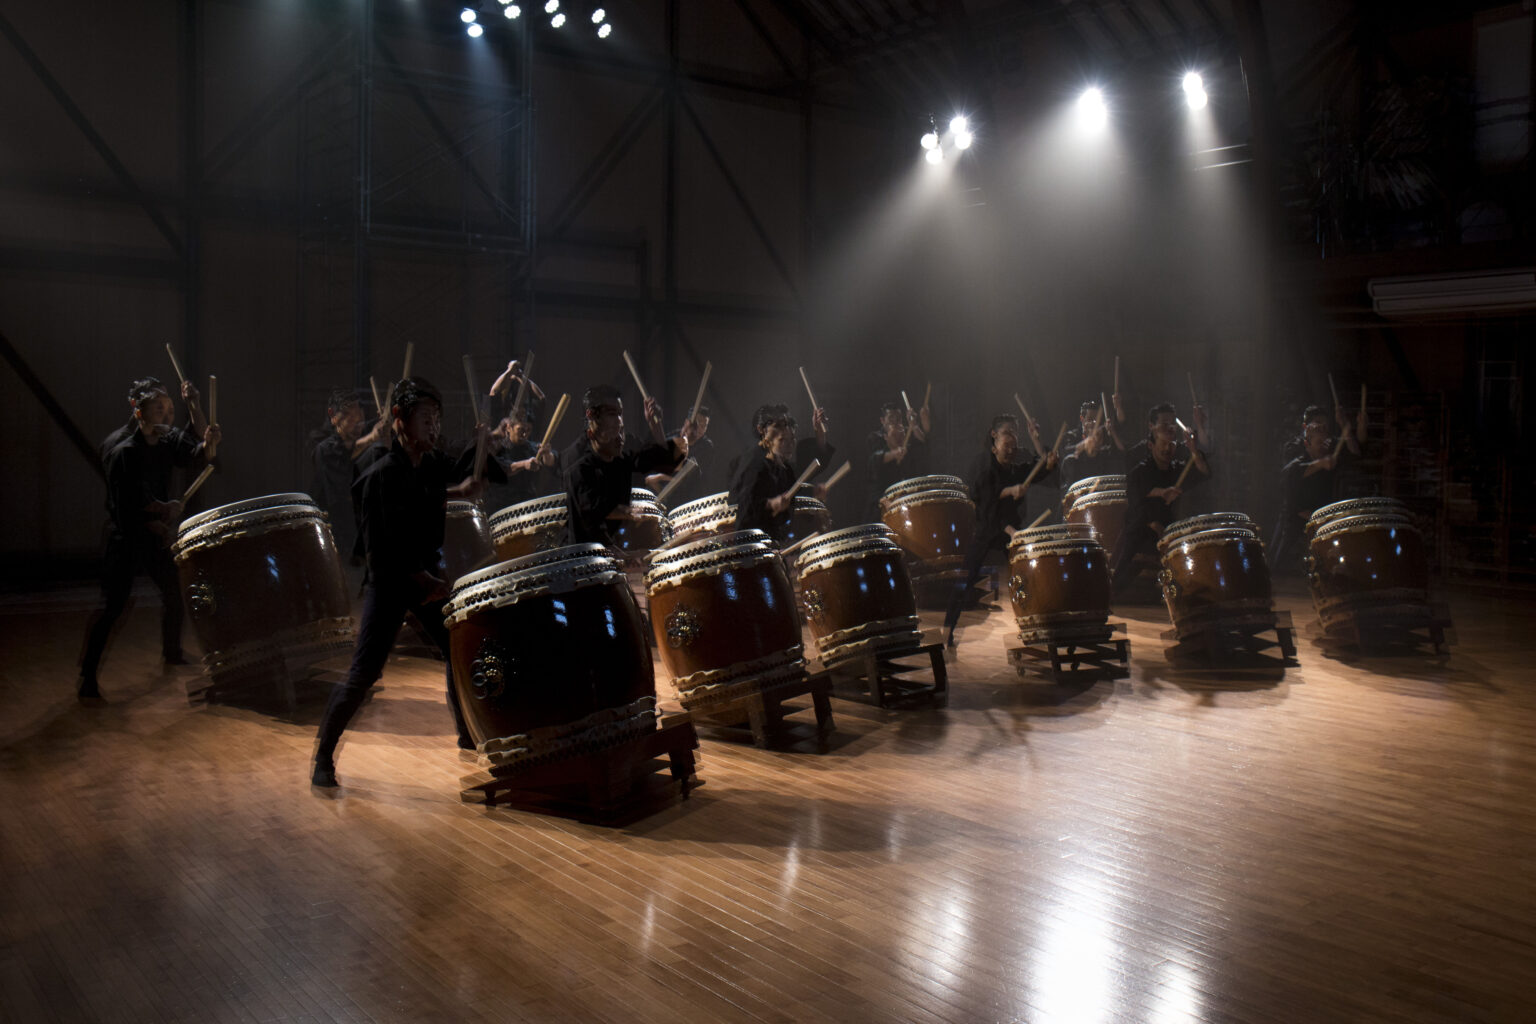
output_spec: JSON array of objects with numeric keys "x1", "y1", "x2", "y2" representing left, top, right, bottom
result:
[
  {"x1": 1305, "y1": 496, "x2": 1411, "y2": 543},
  {"x1": 1157, "y1": 515, "x2": 1274, "y2": 637},
  {"x1": 880, "y1": 477, "x2": 975, "y2": 590},
  {"x1": 490, "y1": 494, "x2": 567, "y2": 562},
  {"x1": 794, "y1": 524, "x2": 921, "y2": 663},
  {"x1": 607, "y1": 488, "x2": 672, "y2": 563},
  {"x1": 645, "y1": 530, "x2": 804, "y2": 711},
  {"x1": 1065, "y1": 482, "x2": 1127, "y2": 556},
  {"x1": 1006, "y1": 523, "x2": 1112, "y2": 643},
  {"x1": 1063, "y1": 474, "x2": 1125, "y2": 512},
  {"x1": 174, "y1": 493, "x2": 355, "y2": 688},
  {"x1": 443, "y1": 545, "x2": 657, "y2": 767},
  {"x1": 669, "y1": 492, "x2": 738, "y2": 541},
  {"x1": 783, "y1": 494, "x2": 833, "y2": 547},
  {"x1": 442, "y1": 501, "x2": 494, "y2": 586},
  {"x1": 1308, "y1": 513, "x2": 1429, "y2": 634}
]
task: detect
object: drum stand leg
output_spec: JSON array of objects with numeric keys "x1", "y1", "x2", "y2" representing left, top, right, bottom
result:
[
  {"x1": 814, "y1": 636, "x2": 950, "y2": 708},
  {"x1": 1007, "y1": 623, "x2": 1130, "y2": 681},
  {"x1": 688, "y1": 674, "x2": 836, "y2": 752},
  {"x1": 459, "y1": 715, "x2": 702, "y2": 825},
  {"x1": 1161, "y1": 610, "x2": 1297, "y2": 665},
  {"x1": 1316, "y1": 601, "x2": 1456, "y2": 658}
]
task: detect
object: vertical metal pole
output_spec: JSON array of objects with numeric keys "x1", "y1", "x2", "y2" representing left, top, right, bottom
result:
[
  {"x1": 353, "y1": 0, "x2": 374, "y2": 387},
  {"x1": 180, "y1": 0, "x2": 201, "y2": 379},
  {"x1": 661, "y1": 0, "x2": 679, "y2": 413}
]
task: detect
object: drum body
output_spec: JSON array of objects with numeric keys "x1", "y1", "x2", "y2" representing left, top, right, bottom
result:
[
  {"x1": 1065, "y1": 489, "x2": 1127, "y2": 557},
  {"x1": 1158, "y1": 525, "x2": 1274, "y2": 636},
  {"x1": 1006, "y1": 524, "x2": 1112, "y2": 643},
  {"x1": 794, "y1": 524, "x2": 921, "y2": 663},
  {"x1": 646, "y1": 530, "x2": 804, "y2": 710},
  {"x1": 608, "y1": 488, "x2": 672, "y2": 561},
  {"x1": 174, "y1": 493, "x2": 355, "y2": 686},
  {"x1": 490, "y1": 494, "x2": 567, "y2": 562},
  {"x1": 444, "y1": 545, "x2": 656, "y2": 767},
  {"x1": 442, "y1": 501, "x2": 494, "y2": 587},
  {"x1": 783, "y1": 495, "x2": 833, "y2": 548},
  {"x1": 1308, "y1": 514, "x2": 1429, "y2": 633},
  {"x1": 881, "y1": 487, "x2": 975, "y2": 585},
  {"x1": 670, "y1": 492, "x2": 738, "y2": 540}
]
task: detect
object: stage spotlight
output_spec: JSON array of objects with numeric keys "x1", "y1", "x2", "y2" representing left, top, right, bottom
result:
[
  {"x1": 504, "y1": 4, "x2": 521, "y2": 17},
  {"x1": 1077, "y1": 87, "x2": 1108, "y2": 130},
  {"x1": 925, "y1": 147, "x2": 943, "y2": 165},
  {"x1": 545, "y1": 0, "x2": 559, "y2": 12},
  {"x1": 551, "y1": 11, "x2": 566, "y2": 26},
  {"x1": 1183, "y1": 71, "x2": 1208, "y2": 110},
  {"x1": 467, "y1": 22, "x2": 484, "y2": 36},
  {"x1": 954, "y1": 130, "x2": 973, "y2": 150},
  {"x1": 461, "y1": 7, "x2": 477, "y2": 23},
  {"x1": 597, "y1": 22, "x2": 612, "y2": 38},
  {"x1": 921, "y1": 132, "x2": 939, "y2": 151},
  {"x1": 949, "y1": 115, "x2": 968, "y2": 134},
  {"x1": 592, "y1": 7, "x2": 606, "y2": 22}
]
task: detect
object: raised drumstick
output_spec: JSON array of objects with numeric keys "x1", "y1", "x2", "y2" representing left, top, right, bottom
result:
[
  {"x1": 1328, "y1": 372, "x2": 1341, "y2": 410},
  {"x1": 1187, "y1": 371, "x2": 1198, "y2": 410},
  {"x1": 165, "y1": 343, "x2": 188, "y2": 389},
  {"x1": 1049, "y1": 422, "x2": 1067, "y2": 456},
  {"x1": 207, "y1": 375, "x2": 217, "y2": 425},
  {"x1": 539, "y1": 393, "x2": 570, "y2": 450},
  {"x1": 923, "y1": 381, "x2": 931, "y2": 408},
  {"x1": 688, "y1": 361, "x2": 712, "y2": 428},
  {"x1": 1113, "y1": 355, "x2": 1120, "y2": 395},
  {"x1": 790, "y1": 457, "x2": 822, "y2": 496},
  {"x1": 902, "y1": 389, "x2": 914, "y2": 423},
  {"x1": 180, "y1": 464, "x2": 215, "y2": 506},
  {"x1": 462, "y1": 355, "x2": 483, "y2": 426},
  {"x1": 402, "y1": 342, "x2": 414, "y2": 381},
  {"x1": 1173, "y1": 453, "x2": 1199, "y2": 490},
  {"x1": 370, "y1": 376, "x2": 383, "y2": 416},
  {"x1": 820, "y1": 460, "x2": 853, "y2": 491},
  {"x1": 1013, "y1": 393, "x2": 1033, "y2": 425},
  {"x1": 622, "y1": 350, "x2": 650, "y2": 403},
  {"x1": 509, "y1": 351, "x2": 535, "y2": 421},
  {"x1": 1099, "y1": 390, "x2": 1110, "y2": 427},
  {"x1": 653, "y1": 458, "x2": 698, "y2": 505},
  {"x1": 799, "y1": 366, "x2": 819, "y2": 412},
  {"x1": 1027, "y1": 507, "x2": 1053, "y2": 530}
]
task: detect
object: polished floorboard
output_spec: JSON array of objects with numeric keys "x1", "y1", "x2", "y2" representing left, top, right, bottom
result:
[{"x1": 1, "y1": 580, "x2": 1533, "y2": 1023}]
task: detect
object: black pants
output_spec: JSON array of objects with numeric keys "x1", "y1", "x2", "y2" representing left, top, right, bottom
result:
[
  {"x1": 1268, "y1": 512, "x2": 1306, "y2": 577},
  {"x1": 943, "y1": 531, "x2": 1008, "y2": 632},
  {"x1": 1110, "y1": 522, "x2": 1159, "y2": 593},
  {"x1": 81, "y1": 536, "x2": 183, "y2": 682},
  {"x1": 313, "y1": 581, "x2": 471, "y2": 767}
]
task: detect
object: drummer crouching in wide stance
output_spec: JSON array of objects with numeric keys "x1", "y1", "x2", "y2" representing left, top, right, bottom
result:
[
  {"x1": 564, "y1": 384, "x2": 688, "y2": 548},
  {"x1": 1108, "y1": 403, "x2": 1210, "y2": 596},
  {"x1": 311, "y1": 377, "x2": 505, "y2": 789},
  {"x1": 729, "y1": 406, "x2": 830, "y2": 543},
  {"x1": 942, "y1": 414, "x2": 1057, "y2": 646}
]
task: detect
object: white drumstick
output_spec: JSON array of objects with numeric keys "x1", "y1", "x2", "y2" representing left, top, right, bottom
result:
[
  {"x1": 622, "y1": 350, "x2": 650, "y2": 403},
  {"x1": 207, "y1": 375, "x2": 217, "y2": 424},
  {"x1": 402, "y1": 342, "x2": 414, "y2": 381},
  {"x1": 820, "y1": 460, "x2": 852, "y2": 491},
  {"x1": 1187, "y1": 371, "x2": 1198, "y2": 410},
  {"x1": 1328, "y1": 372, "x2": 1341, "y2": 410},
  {"x1": 462, "y1": 355, "x2": 482, "y2": 426},
  {"x1": 689, "y1": 361, "x2": 712, "y2": 427},
  {"x1": 1027, "y1": 507, "x2": 1053, "y2": 530},
  {"x1": 165, "y1": 343, "x2": 187, "y2": 389},
  {"x1": 653, "y1": 458, "x2": 698, "y2": 505},
  {"x1": 539, "y1": 393, "x2": 570, "y2": 450},
  {"x1": 180, "y1": 464, "x2": 215, "y2": 505},
  {"x1": 1013, "y1": 393, "x2": 1032, "y2": 425},
  {"x1": 370, "y1": 376, "x2": 383, "y2": 416},
  {"x1": 799, "y1": 366, "x2": 819, "y2": 412},
  {"x1": 779, "y1": 531, "x2": 823, "y2": 558},
  {"x1": 790, "y1": 457, "x2": 821, "y2": 495}
]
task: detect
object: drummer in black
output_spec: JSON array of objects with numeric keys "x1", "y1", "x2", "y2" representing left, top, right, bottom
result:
[
  {"x1": 309, "y1": 389, "x2": 388, "y2": 562},
  {"x1": 729, "y1": 405, "x2": 831, "y2": 543},
  {"x1": 486, "y1": 407, "x2": 559, "y2": 512},
  {"x1": 942, "y1": 414, "x2": 1058, "y2": 644},
  {"x1": 1268, "y1": 406, "x2": 1361, "y2": 574},
  {"x1": 644, "y1": 405, "x2": 714, "y2": 501},
  {"x1": 564, "y1": 384, "x2": 688, "y2": 548},
  {"x1": 311, "y1": 377, "x2": 505, "y2": 789},
  {"x1": 79, "y1": 377, "x2": 221, "y2": 700},
  {"x1": 1061, "y1": 398, "x2": 1125, "y2": 490},
  {"x1": 1109, "y1": 403, "x2": 1211, "y2": 594},
  {"x1": 866, "y1": 401, "x2": 928, "y2": 521}
]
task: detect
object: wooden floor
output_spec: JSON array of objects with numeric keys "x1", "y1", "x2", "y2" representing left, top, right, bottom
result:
[{"x1": 2, "y1": 580, "x2": 1533, "y2": 1024}]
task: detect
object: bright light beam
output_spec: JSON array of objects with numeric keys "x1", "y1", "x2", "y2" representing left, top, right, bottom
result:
[
  {"x1": 1183, "y1": 71, "x2": 1208, "y2": 110},
  {"x1": 1077, "y1": 87, "x2": 1108, "y2": 131}
]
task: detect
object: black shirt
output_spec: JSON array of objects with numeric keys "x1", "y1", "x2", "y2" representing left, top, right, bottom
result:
[
  {"x1": 354, "y1": 441, "x2": 503, "y2": 585},
  {"x1": 729, "y1": 448, "x2": 801, "y2": 541},
  {"x1": 1060, "y1": 443, "x2": 1124, "y2": 491},
  {"x1": 564, "y1": 439, "x2": 683, "y2": 545},
  {"x1": 866, "y1": 433, "x2": 927, "y2": 519},
  {"x1": 1125, "y1": 453, "x2": 1211, "y2": 533},
  {"x1": 103, "y1": 427, "x2": 204, "y2": 546},
  {"x1": 967, "y1": 451, "x2": 1055, "y2": 543},
  {"x1": 1279, "y1": 449, "x2": 1357, "y2": 522},
  {"x1": 486, "y1": 438, "x2": 560, "y2": 513}
]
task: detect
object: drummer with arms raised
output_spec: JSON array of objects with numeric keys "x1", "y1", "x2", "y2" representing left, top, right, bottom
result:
[
  {"x1": 565, "y1": 384, "x2": 688, "y2": 548},
  {"x1": 942, "y1": 413, "x2": 1058, "y2": 646},
  {"x1": 866, "y1": 399, "x2": 929, "y2": 521},
  {"x1": 730, "y1": 405, "x2": 830, "y2": 543},
  {"x1": 1268, "y1": 405, "x2": 1361, "y2": 574},
  {"x1": 79, "y1": 376, "x2": 221, "y2": 701},
  {"x1": 1109, "y1": 403, "x2": 1210, "y2": 595},
  {"x1": 311, "y1": 377, "x2": 504, "y2": 789}
]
